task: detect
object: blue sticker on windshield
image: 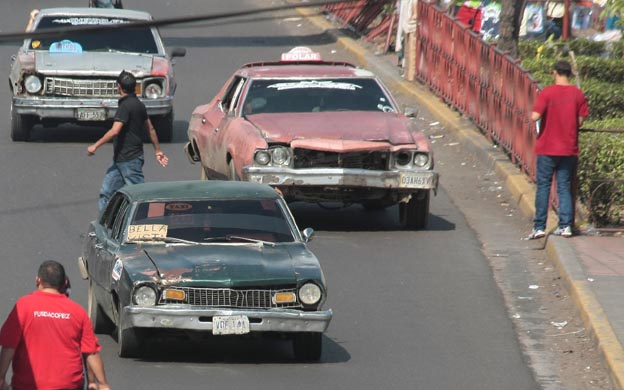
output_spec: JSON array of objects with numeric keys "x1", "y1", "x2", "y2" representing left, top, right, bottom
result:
[{"x1": 49, "y1": 40, "x2": 83, "y2": 54}]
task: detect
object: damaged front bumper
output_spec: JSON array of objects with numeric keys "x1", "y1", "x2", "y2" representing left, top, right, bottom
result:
[
  {"x1": 242, "y1": 166, "x2": 439, "y2": 191},
  {"x1": 12, "y1": 96, "x2": 173, "y2": 119},
  {"x1": 122, "y1": 305, "x2": 333, "y2": 333}
]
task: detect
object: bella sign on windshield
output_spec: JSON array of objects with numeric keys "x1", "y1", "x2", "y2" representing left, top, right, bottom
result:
[{"x1": 128, "y1": 224, "x2": 168, "y2": 240}]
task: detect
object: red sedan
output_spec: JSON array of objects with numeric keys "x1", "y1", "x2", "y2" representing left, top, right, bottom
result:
[{"x1": 185, "y1": 48, "x2": 438, "y2": 229}]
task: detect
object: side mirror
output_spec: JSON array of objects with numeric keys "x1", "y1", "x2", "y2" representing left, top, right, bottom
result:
[
  {"x1": 170, "y1": 47, "x2": 186, "y2": 58},
  {"x1": 302, "y1": 227, "x2": 315, "y2": 242},
  {"x1": 404, "y1": 107, "x2": 418, "y2": 118}
]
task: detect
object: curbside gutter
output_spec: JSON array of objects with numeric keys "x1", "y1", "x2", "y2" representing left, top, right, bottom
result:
[{"x1": 294, "y1": 4, "x2": 624, "y2": 389}]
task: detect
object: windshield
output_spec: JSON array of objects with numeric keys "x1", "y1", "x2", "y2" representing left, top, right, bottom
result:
[
  {"x1": 127, "y1": 199, "x2": 295, "y2": 243},
  {"x1": 242, "y1": 78, "x2": 396, "y2": 114},
  {"x1": 31, "y1": 16, "x2": 159, "y2": 54}
]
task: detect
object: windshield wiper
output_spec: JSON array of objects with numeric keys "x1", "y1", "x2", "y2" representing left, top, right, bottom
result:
[
  {"x1": 127, "y1": 237, "x2": 198, "y2": 245},
  {"x1": 204, "y1": 235, "x2": 275, "y2": 247}
]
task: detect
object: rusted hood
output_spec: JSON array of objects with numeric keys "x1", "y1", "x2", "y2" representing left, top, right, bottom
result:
[
  {"x1": 247, "y1": 111, "x2": 416, "y2": 145},
  {"x1": 35, "y1": 51, "x2": 153, "y2": 76}
]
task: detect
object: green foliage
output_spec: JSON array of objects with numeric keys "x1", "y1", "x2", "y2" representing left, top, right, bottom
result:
[
  {"x1": 574, "y1": 56, "x2": 624, "y2": 82},
  {"x1": 582, "y1": 80, "x2": 624, "y2": 119},
  {"x1": 518, "y1": 40, "x2": 548, "y2": 59},
  {"x1": 518, "y1": 38, "x2": 606, "y2": 60},
  {"x1": 567, "y1": 40, "x2": 606, "y2": 57},
  {"x1": 611, "y1": 39, "x2": 624, "y2": 58},
  {"x1": 602, "y1": 1, "x2": 624, "y2": 17},
  {"x1": 578, "y1": 130, "x2": 624, "y2": 226}
]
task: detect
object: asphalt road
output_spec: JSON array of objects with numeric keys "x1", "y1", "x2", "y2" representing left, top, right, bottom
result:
[{"x1": 0, "y1": 1, "x2": 539, "y2": 389}]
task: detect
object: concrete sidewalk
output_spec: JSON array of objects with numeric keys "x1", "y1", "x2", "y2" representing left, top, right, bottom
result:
[{"x1": 294, "y1": 5, "x2": 624, "y2": 389}]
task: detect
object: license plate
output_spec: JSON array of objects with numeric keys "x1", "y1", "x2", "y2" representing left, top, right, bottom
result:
[
  {"x1": 76, "y1": 108, "x2": 106, "y2": 121},
  {"x1": 212, "y1": 315, "x2": 250, "y2": 335},
  {"x1": 399, "y1": 173, "x2": 435, "y2": 188}
]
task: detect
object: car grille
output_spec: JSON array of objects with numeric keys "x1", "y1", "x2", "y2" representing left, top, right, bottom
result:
[
  {"x1": 293, "y1": 149, "x2": 389, "y2": 170},
  {"x1": 159, "y1": 287, "x2": 301, "y2": 309},
  {"x1": 44, "y1": 77, "x2": 120, "y2": 97}
]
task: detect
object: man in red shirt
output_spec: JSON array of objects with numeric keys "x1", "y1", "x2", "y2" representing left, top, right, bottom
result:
[
  {"x1": 528, "y1": 60, "x2": 589, "y2": 239},
  {"x1": 0, "y1": 260, "x2": 111, "y2": 390}
]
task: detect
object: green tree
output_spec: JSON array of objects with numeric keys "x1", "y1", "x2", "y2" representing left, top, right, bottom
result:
[{"x1": 603, "y1": 0, "x2": 624, "y2": 14}]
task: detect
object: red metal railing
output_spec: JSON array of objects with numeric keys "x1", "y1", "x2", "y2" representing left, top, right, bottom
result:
[
  {"x1": 415, "y1": 2, "x2": 540, "y2": 179},
  {"x1": 322, "y1": 1, "x2": 394, "y2": 41}
]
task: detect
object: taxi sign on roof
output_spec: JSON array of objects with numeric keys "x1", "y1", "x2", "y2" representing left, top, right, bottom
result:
[{"x1": 281, "y1": 47, "x2": 322, "y2": 62}]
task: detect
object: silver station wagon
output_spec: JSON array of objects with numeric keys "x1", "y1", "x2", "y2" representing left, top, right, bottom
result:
[{"x1": 9, "y1": 7, "x2": 186, "y2": 142}]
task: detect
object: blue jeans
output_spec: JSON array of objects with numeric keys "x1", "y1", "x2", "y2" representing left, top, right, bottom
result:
[
  {"x1": 98, "y1": 155, "x2": 145, "y2": 211},
  {"x1": 534, "y1": 155, "x2": 577, "y2": 231}
]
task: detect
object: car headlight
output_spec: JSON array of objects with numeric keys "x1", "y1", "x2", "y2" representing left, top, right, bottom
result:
[
  {"x1": 133, "y1": 285, "x2": 157, "y2": 306},
  {"x1": 271, "y1": 147, "x2": 291, "y2": 166},
  {"x1": 395, "y1": 151, "x2": 412, "y2": 166},
  {"x1": 144, "y1": 82, "x2": 163, "y2": 99},
  {"x1": 413, "y1": 152, "x2": 429, "y2": 167},
  {"x1": 24, "y1": 75, "x2": 42, "y2": 94},
  {"x1": 254, "y1": 150, "x2": 271, "y2": 165},
  {"x1": 298, "y1": 283, "x2": 322, "y2": 305}
]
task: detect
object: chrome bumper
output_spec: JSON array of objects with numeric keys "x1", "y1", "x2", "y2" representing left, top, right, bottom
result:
[
  {"x1": 13, "y1": 96, "x2": 173, "y2": 119},
  {"x1": 122, "y1": 306, "x2": 333, "y2": 333},
  {"x1": 242, "y1": 166, "x2": 439, "y2": 190}
]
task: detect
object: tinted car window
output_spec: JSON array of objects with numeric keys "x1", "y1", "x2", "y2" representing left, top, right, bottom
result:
[
  {"x1": 243, "y1": 78, "x2": 395, "y2": 114},
  {"x1": 32, "y1": 16, "x2": 158, "y2": 54},
  {"x1": 130, "y1": 199, "x2": 295, "y2": 243}
]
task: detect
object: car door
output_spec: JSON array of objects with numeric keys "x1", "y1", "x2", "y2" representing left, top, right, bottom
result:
[
  {"x1": 91, "y1": 193, "x2": 130, "y2": 313},
  {"x1": 202, "y1": 75, "x2": 247, "y2": 177},
  {"x1": 102, "y1": 196, "x2": 131, "y2": 294}
]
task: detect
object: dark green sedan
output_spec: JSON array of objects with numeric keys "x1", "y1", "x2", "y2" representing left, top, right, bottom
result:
[{"x1": 78, "y1": 180, "x2": 332, "y2": 360}]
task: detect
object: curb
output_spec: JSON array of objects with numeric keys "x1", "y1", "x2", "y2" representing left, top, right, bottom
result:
[
  {"x1": 547, "y1": 238, "x2": 624, "y2": 389},
  {"x1": 294, "y1": 5, "x2": 624, "y2": 389}
]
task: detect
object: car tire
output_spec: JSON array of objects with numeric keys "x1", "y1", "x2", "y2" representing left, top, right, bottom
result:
[
  {"x1": 151, "y1": 113, "x2": 173, "y2": 143},
  {"x1": 399, "y1": 190, "x2": 430, "y2": 230},
  {"x1": 228, "y1": 159, "x2": 239, "y2": 181},
  {"x1": 10, "y1": 102, "x2": 33, "y2": 142},
  {"x1": 116, "y1": 301, "x2": 142, "y2": 358},
  {"x1": 293, "y1": 332, "x2": 322, "y2": 361},
  {"x1": 88, "y1": 280, "x2": 114, "y2": 334}
]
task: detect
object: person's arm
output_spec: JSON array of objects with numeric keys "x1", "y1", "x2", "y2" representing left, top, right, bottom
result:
[
  {"x1": 578, "y1": 116, "x2": 585, "y2": 127},
  {"x1": 531, "y1": 111, "x2": 541, "y2": 121},
  {"x1": 0, "y1": 347, "x2": 15, "y2": 390},
  {"x1": 145, "y1": 119, "x2": 168, "y2": 167},
  {"x1": 87, "y1": 122, "x2": 123, "y2": 156},
  {"x1": 85, "y1": 352, "x2": 110, "y2": 390}
]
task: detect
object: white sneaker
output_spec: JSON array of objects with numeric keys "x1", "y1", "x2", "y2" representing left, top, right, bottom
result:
[
  {"x1": 527, "y1": 228, "x2": 546, "y2": 239},
  {"x1": 554, "y1": 226, "x2": 573, "y2": 237}
]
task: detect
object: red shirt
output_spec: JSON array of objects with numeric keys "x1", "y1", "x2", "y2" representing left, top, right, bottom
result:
[
  {"x1": 532, "y1": 84, "x2": 589, "y2": 156},
  {"x1": 0, "y1": 291, "x2": 101, "y2": 390}
]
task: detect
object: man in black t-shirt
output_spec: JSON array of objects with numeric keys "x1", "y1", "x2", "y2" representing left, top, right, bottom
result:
[{"x1": 87, "y1": 71, "x2": 168, "y2": 211}]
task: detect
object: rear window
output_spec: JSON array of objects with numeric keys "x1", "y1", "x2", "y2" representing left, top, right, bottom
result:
[
  {"x1": 31, "y1": 16, "x2": 158, "y2": 54},
  {"x1": 242, "y1": 78, "x2": 396, "y2": 114}
]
